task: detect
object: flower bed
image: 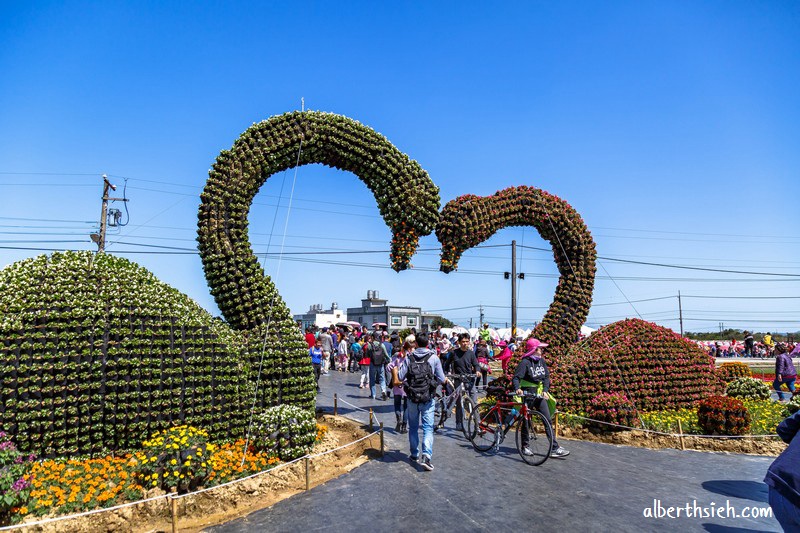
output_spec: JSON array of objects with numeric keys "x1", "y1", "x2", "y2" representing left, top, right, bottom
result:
[{"x1": 6, "y1": 421, "x2": 328, "y2": 525}]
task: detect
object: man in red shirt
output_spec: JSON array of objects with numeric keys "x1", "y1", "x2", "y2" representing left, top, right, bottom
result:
[{"x1": 305, "y1": 327, "x2": 316, "y2": 349}]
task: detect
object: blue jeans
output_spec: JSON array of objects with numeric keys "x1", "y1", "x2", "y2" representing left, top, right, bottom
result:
[
  {"x1": 407, "y1": 398, "x2": 435, "y2": 459},
  {"x1": 769, "y1": 487, "x2": 800, "y2": 531},
  {"x1": 369, "y1": 364, "x2": 386, "y2": 398},
  {"x1": 394, "y1": 394, "x2": 408, "y2": 424},
  {"x1": 774, "y1": 376, "x2": 797, "y2": 401}
]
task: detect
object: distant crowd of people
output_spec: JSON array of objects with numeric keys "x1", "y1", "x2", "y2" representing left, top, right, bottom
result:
[{"x1": 702, "y1": 332, "x2": 800, "y2": 358}]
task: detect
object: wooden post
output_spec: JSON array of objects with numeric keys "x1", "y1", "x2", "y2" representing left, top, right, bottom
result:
[
  {"x1": 170, "y1": 496, "x2": 178, "y2": 533},
  {"x1": 304, "y1": 457, "x2": 310, "y2": 490},
  {"x1": 379, "y1": 422, "x2": 385, "y2": 457},
  {"x1": 553, "y1": 412, "x2": 559, "y2": 439},
  {"x1": 677, "y1": 419, "x2": 686, "y2": 450},
  {"x1": 334, "y1": 393, "x2": 338, "y2": 416},
  {"x1": 369, "y1": 408, "x2": 374, "y2": 431}
]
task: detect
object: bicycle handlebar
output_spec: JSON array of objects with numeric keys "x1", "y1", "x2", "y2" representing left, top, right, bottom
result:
[{"x1": 446, "y1": 373, "x2": 479, "y2": 381}]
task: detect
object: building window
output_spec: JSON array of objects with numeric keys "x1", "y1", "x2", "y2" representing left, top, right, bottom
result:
[
  {"x1": 407, "y1": 316, "x2": 417, "y2": 327},
  {"x1": 390, "y1": 315, "x2": 401, "y2": 327}
]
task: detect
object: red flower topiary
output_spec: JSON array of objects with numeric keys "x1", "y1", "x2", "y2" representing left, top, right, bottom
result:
[
  {"x1": 697, "y1": 395, "x2": 750, "y2": 436},
  {"x1": 552, "y1": 319, "x2": 722, "y2": 414},
  {"x1": 586, "y1": 392, "x2": 639, "y2": 432}
]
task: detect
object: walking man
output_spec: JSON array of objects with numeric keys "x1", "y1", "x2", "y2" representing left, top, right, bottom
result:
[
  {"x1": 396, "y1": 333, "x2": 448, "y2": 471},
  {"x1": 318, "y1": 327, "x2": 333, "y2": 374},
  {"x1": 366, "y1": 334, "x2": 389, "y2": 400}
]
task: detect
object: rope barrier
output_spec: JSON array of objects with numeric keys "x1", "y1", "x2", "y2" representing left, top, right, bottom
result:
[
  {"x1": 2, "y1": 428, "x2": 380, "y2": 530},
  {"x1": 173, "y1": 430, "x2": 380, "y2": 500},
  {"x1": 559, "y1": 412, "x2": 780, "y2": 439},
  {"x1": 336, "y1": 397, "x2": 372, "y2": 413}
]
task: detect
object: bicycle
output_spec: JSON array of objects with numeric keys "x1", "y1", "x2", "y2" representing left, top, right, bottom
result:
[
  {"x1": 434, "y1": 373, "x2": 480, "y2": 440},
  {"x1": 467, "y1": 391, "x2": 554, "y2": 466}
]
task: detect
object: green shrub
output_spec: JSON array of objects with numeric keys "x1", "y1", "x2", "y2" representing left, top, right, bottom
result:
[
  {"x1": 717, "y1": 362, "x2": 753, "y2": 382},
  {"x1": 783, "y1": 396, "x2": 800, "y2": 418},
  {"x1": 585, "y1": 392, "x2": 639, "y2": 432},
  {"x1": 697, "y1": 395, "x2": 750, "y2": 436},
  {"x1": 726, "y1": 377, "x2": 771, "y2": 400},
  {"x1": 251, "y1": 405, "x2": 316, "y2": 461}
]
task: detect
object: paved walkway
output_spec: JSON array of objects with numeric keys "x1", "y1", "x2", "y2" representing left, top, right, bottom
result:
[{"x1": 210, "y1": 371, "x2": 782, "y2": 532}]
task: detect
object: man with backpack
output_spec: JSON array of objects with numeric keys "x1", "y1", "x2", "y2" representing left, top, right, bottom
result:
[
  {"x1": 366, "y1": 334, "x2": 389, "y2": 400},
  {"x1": 395, "y1": 333, "x2": 448, "y2": 471}
]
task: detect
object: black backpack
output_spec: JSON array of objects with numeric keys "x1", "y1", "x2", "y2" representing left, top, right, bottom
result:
[
  {"x1": 367, "y1": 341, "x2": 386, "y2": 366},
  {"x1": 404, "y1": 354, "x2": 436, "y2": 403}
]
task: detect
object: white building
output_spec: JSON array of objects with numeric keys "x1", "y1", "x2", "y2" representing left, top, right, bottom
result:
[
  {"x1": 293, "y1": 303, "x2": 346, "y2": 331},
  {"x1": 346, "y1": 290, "x2": 421, "y2": 332}
]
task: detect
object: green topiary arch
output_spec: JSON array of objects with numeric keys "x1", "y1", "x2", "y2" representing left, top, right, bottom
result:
[
  {"x1": 436, "y1": 185, "x2": 597, "y2": 351},
  {"x1": 197, "y1": 110, "x2": 441, "y2": 333}
]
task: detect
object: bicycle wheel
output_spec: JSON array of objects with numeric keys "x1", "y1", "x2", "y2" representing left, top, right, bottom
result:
[
  {"x1": 434, "y1": 397, "x2": 447, "y2": 431},
  {"x1": 469, "y1": 406, "x2": 502, "y2": 452},
  {"x1": 515, "y1": 409, "x2": 553, "y2": 466},
  {"x1": 461, "y1": 396, "x2": 479, "y2": 440}
]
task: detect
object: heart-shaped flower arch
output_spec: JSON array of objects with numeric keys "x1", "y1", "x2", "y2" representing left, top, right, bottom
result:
[
  {"x1": 436, "y1": 186, "x2": 597, "y2": 351},
  {"x1": 197, "y1": 111, "x2": 441, "y2": 332}
]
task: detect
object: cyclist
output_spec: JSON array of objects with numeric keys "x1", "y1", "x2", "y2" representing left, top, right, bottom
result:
[
  {"x1": 513, "y1": 338, "x2": 569, "y2": 459},
  {"x1": 442, "y1": 333, "x2": 482, "y2": 432}
]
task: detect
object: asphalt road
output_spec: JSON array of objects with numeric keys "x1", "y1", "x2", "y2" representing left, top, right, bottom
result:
[{"x1": 209, "y1": 370, "x2": 782, "y2": 533}]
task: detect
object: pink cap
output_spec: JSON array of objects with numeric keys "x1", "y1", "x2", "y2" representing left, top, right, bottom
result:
[{"x1": 523, "y1": 338, "x2": 549, "y2": 357}]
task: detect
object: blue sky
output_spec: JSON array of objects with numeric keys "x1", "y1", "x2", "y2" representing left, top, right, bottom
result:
[{"x1": 1, "y1": 1, "x2": 799, "y2": 334}]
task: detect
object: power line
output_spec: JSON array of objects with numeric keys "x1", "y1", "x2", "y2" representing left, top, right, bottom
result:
[
  {"x1": 0, "y1": 216, "x2": 96, "y2": 224},
  {"x1": 0, "y1": 183, "x2": 96, "y2": 187},
  {"x1": 598, "y1": 257, "x2": 800, "y2": 278},
  {"x1": 0, "y1": 172, "x2": 99, "y2": 176}
]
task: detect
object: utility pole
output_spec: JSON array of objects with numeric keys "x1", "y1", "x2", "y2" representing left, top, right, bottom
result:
[
  {"x1": 678, "y1": 291, "x2": 684, "y2": 337},
  {"x1": 479, "y1": 304, "x2": 484, "y2": 327},
  {"x1": 91, "y1": 175, "x2": 127, "y2": 253},
  {"x1": 511, "y1": 240, "x2": 517, "y2": 339}
]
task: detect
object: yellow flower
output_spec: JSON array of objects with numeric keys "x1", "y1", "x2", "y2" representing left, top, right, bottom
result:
[{"x1": 170, "y1": 459, "x2": 177, "y2": 465}]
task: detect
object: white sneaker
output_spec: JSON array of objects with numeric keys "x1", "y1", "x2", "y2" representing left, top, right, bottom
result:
[
  {"x1": 419, "y1": 455, "x2": 434, "y2": 471},
  {"x1": 550, "y1": 446, "x2": 570, "y2": 458}
]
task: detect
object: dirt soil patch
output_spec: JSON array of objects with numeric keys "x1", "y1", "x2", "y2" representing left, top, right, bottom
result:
[
  {"x1": 16, "y1": 415, "x2": 378, "y2": 533},
  {"x1": 558, "y1": 425, "x2": 786, "y2": 456}
]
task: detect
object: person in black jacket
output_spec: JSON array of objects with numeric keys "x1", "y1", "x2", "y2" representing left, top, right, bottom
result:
[
  {"x1": 513, "y1": 338, "x2": 569, "y2": 459},
  {"x1": 443, "y1": 333, "x2": 482, "y2": 431},
  {"x1": 765, "y1": 410, "x2": 800, "y2": 529},
  {"x1": 744, "y1": 331, "x2": 755, "y2": 358}
]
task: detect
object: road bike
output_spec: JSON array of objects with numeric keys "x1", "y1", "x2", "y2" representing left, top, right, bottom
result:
[
  {"x1": 434, "y1": 373, "x2": 480, "y2": 440},
  {"x1": 467, "y1": 391, "x2": 553, "y2": 466}
]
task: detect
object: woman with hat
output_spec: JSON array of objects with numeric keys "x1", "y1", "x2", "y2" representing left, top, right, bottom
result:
[{"x1": 512, "y1": 338, "x2": 570, "y2": 459}]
